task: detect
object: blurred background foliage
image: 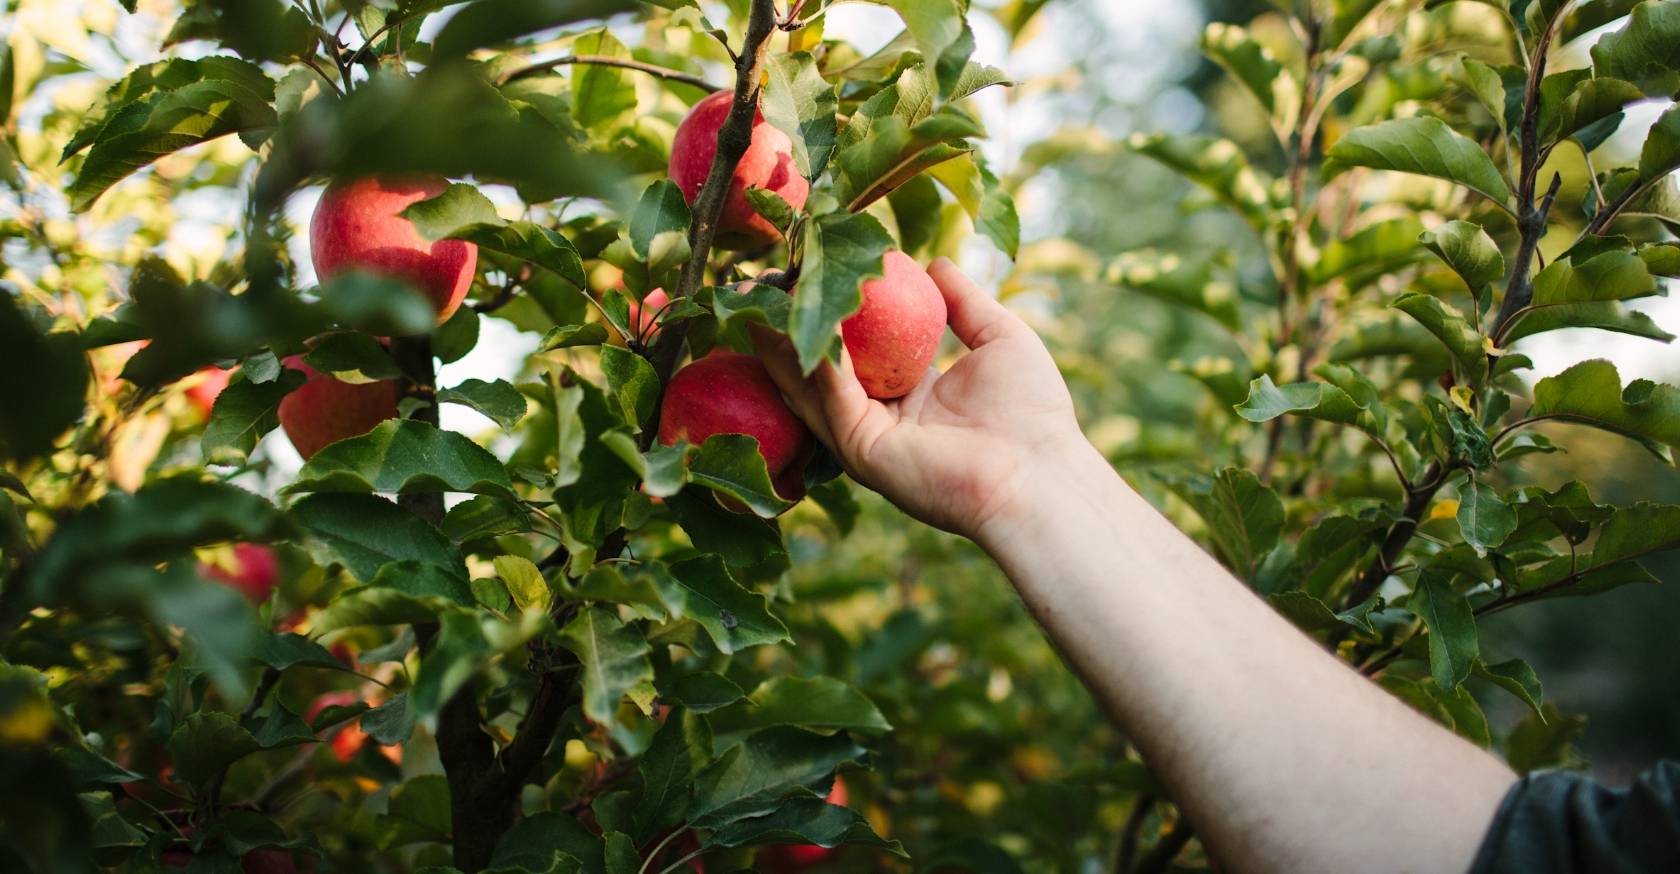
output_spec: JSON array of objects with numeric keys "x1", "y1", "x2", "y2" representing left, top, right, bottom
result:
[{"x1": 1, "y1": 0, "x2": 1677, "y2": 872}]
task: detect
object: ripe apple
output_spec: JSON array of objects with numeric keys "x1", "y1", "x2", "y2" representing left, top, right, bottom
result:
[
  {"x1": 840, "y1": 251, "x2": 947, "y2": 399},
  {"x1": 627, "y1": 288, "x2": 670, "y2": 341},
  {"x1": 276, "y1": 355, "x2": 400, "y2": 461},
  {"x1": 658, "y1": 350, "x2": 812, "y2": 478},
  {"x1": 200, "y1": 543, "x2": 280, "y2": 603},
  {"x1": 311, "y1": 176, "x2": 479, "y2": 324},
  {"x1": 186, "y1": 366, "x2": 233, "y2": 417},
  {"x1": 755, "y1": 778, "x2": 850, "y2": 873},
  {"x1": 668, "y1": 91, "x2": 810, "y2": 250}
]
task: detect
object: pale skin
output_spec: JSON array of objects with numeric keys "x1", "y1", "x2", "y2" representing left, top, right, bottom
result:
[{"x1": 751, "y1": 258, "x2": 1518, "y2": 874}]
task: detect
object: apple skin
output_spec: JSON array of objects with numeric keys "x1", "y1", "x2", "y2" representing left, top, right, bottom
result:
[
  {"x1": 627, "y1": 288, "x2": 670, "y2": 341},
  {"x1": 754, "y1": 778, "x2": 850, "y2": 873},
  {"x1": 841, "y1": 252, "x2": 947, "y2": 400},
  {"x1": 310, "y1": 176, "x2": 479, "y2": 324},
  {"x1": 668, "y1": 91, "x2": 810, "y2": 250},
  {"x1": 658, "y1": 350, "x2": 812, "y2": 477},
  {"x1": 186, "y1": 366, "x2": 233, "y2": 417},
  {"x1": 201, "y1": 543, "x2": 280, "y2": 603},
  {"x1": 276, "y1": 355, "x2": 400, "y2": 461},
  {"x1": 306, "y1": 691, "x2": 401, "y2": 765}
]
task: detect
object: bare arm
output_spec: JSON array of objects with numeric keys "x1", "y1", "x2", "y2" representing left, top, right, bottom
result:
[{"x1": 752, "y1": 259, "x2": 1516, "y2": 874}]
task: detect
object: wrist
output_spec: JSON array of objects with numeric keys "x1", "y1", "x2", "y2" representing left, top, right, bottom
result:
[{"x1": 971, "y1": 436, "x2": 1123, "y2": 558}]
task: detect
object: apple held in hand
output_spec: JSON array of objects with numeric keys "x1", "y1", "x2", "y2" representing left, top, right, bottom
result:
[
  {"x1": 658, "y1": 350, "x2": 813, "y2": 487},
  {"x1": 755, "y1": 778, "x2": 851, "y2": 873},
  {"x1": 669, "y1": 90, "x2": 810, "y2": 250},
  {"x1": 277, "y1": 355, "x2": 400, "y2": 461},
  {"x1": 311, "y1": 176, "x2": 479, "y2": 324},
  {"x1": 841, "y1": 252, "x2": 947, "y2": 400}
]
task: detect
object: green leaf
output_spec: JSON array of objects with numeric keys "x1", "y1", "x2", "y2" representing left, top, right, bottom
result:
[
  {"x1": 1308, "y1": 216, "x2": 1430, "y2": 290},
  {"x1": 629, "y1": 179, "x2": 692, "y2": 273},
  {"x1": 488, "y1": 812, "x2": 595, "y2": 874},
  {"x1": 884, "y1": 0, "x2": 975, "y2": 98},
  {"x1": 400, "y1": 183, "x2": 503, "y2": 241},
  {"x1": 200, "y1": 368, "x2": 305, "y2": 465},
  {"x1": 706, "y1": 798, "x2": 905, "y2": 854},
  {"x1": 571, "y1": 27, "x2": 638, "y2": 131},
  {"x1": 1268, "y1": 591, "x2": 1379, "y2": 635},
  {"x1": 1201, "y1": 23, "x2": 1299, "y2": 135},
  {"x1": 667, "y1": 491, "x2": 787, "y2": 569},
  {"x1": 1457, "y1": 480, "x2": 1517, "y2": 555},
  {"x1": 1234, "y1": 375, "x2": 1369, "y2": 428},
  {"x1": 539, "y1": 323, "x2": 611, "y2": 352},
  {"x1": 0, "y1": 296, "x2": 89, "y2": 462},
  {"x1": 789, "y1": 212, "x2": 894, "y2": 373},
  {"x1": 288, "y1": 419, "x2": 516, "y2": 499},
  {"x1": 439, "y1": 378, "x2": 529, "y2": 432},
  {"x1": 598, "y1": 346, "x2": 661, "y2": 430},
  {"x1": 448, "y1": 221, "x2": 587, "y2": 289},
  {"x1": 167, "y1": 712, "x2": 260, "y2": 787},
  {"x1": 658, "y1": 672, "x2": 749, "y2": 713},
  {"x1": 68, "y1": 59, "x2": 277, "y2": 210},
  {"x1": 709, "y1": 677, "x2": 890, "y2": 744},
  {"x1": 1392, "y1": 293, "x2": 1490, "y2": 388},
  {"x1": 1455, "y1": 57, "x2": 1510, "y2": 140},
  {"x1": 1543, "y1": 76, "x2": 1643, "y2": 144},
  {"x1": 494, "y1": 555, "x2": 550, "y2": 613},
  {"x1": 251, "y1": 632, "x2": 344, "y2": 672},
  {"x1": 1127, "y1": 133, "x2": 1276, "y2": 228},
  {"x1": 559, "y1": 607, "x2": 653, "y2": 724},
  {"x1": 361, "y1": 693, "x2": 416, "y2": 746},
  {"x1": 1157, "y1": 468, "x2": 1284, "y2": 581},
  {"x1": 1528, "y1": 359, "x2": 1680, "y2": 463},
  {"x1": 1325, "y1": 117, "x2": 1512, "y2": 208},
  {"x1": 1475, "y1": 658, "x2": 1544, "y2": 718},
  {"x1": 1589, "y1": 0, "x2": 1680, "y2": 97},
  {"x1": 1420, "y1": 220, "x2": 1506, "y2": 292},
  {"x1": 660, "y1": 557, "x2": 790, "y2": 654},
  {"x1": 708, "y1": 283, "x2": 792, "y2": 335},
  {"x1": 430, "y1": 0, "x2": 639, "y2": 59},
  {"x1": 633, "y1": 712, "x2": 707, "y2": 843},
  {"x1": 689, "y1": 727, "x2": 866, "y2": 828},
  {"x1": 292, "y1": 493, "x2": 465, "y2": 583},
  {"x1": 1506, "y1": 702, "x2": 1587, "y2": 773},
  {"x1": 687, "y1": 435, "x2": 796, "y2": 518},
  {"x1": 1409, "y1": 572, "x2": 1479, "y2": 690},
  {"x1": 762, "y1": 51, "x2": 838, "y2": 179},
  {"x1": 443, "y1": 495, "x2": 532, "y2": 543},
  {"x1": 315, "y1": 271, "x2": 440, "y2": 338},
  {"x1": 1638, "y1": 102, "x2": 1680, "y2": 181},
  {"x1": 303, "y1": 332, "x2": 404, "y2": 384},
  {"x1": 1503, "y1": 243, "x2": 1669, "y2": 342},
  {"x1": 377, "y1": 775, "x2": 453, "y2": 849}
]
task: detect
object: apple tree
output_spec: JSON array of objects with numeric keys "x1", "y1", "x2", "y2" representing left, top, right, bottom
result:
[{"x1": 0, "y1": 0, "x2": 1023, "y2": 871}]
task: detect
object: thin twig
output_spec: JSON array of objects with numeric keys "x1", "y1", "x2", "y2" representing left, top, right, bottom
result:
[
  {"x1": 498, "y1": 55, "x2": 720, "y2": 92},
  {"x1": 1134, "y1": 820, "x2": 1195, "y2": 874}
]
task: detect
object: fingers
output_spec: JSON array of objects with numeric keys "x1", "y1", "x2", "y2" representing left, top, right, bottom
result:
[{"x1": 928, "y1": 257, "x2": 1025, "y2": 350}]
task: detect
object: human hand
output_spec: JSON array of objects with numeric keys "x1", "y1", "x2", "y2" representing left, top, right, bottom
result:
[{"x1": 752, "y1": 258, "x2": 1088, "y2": 541}]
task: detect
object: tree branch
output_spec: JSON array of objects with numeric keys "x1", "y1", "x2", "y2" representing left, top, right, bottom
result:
[
  {"x1": 1133, "y1": 820, "x2": 1195, "y2": 874},
  {"x1": 498, "y1": 55, "x2": 720, "y2": 92},
  {"x1": 1489, "y1": 17, "x2": 1560, "y2": 344},
  {"x1": 1337, "y1": 462, "x2": 1446, "y2": 619},
  {"x1": 642, "y1": 0, "x2": 782, "y2": 447}
]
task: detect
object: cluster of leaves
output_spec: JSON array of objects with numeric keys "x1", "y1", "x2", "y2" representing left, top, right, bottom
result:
[
  {"x1": 1074, "y1": 0, "x2": 1680, "y2": 863},
  {"x1": 0, "y1": 0, "x2": 1040, "y2": 872}
]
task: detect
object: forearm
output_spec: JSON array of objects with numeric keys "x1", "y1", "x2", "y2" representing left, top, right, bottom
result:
[{"x1": 976, "y1": 442, "x2": 1516, "y2": 874}]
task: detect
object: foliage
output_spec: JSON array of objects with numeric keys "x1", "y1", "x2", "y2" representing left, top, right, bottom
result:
[{"x1": 1, "y1": 0, "x2": 1678, "y2": 873}]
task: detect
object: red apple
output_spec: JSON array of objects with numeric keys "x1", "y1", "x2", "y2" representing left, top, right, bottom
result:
[
  {"x1": 200, "y1": 543, "x2": 280, "y2": 603},
  {"x1": 306, "y1": 691, "x2": 402, "y2": 765},
  {"x1": 276, "y1": 355, "x2": 400, "y2": 461},
  {"x1": 186, "y1": 366, "x2": 233, "y2": 417},
  {"x1": 755, "y1": 778, "x2": 850, "y2": 873},
  {"x1": 840, "y1": 252, "x2": 947, "y2": 399},
  {"x1": 668, "y1": 91, "x2": 810, "y2": 250},
  {"x1": 627, "y1": 288, "x2": 670, "y2": 341},
  {"x1": 310, "y1": 176, "x2": 479, "y2": 324},
  {"x1": 658, "y1": 350, "x2": 812, "y2": 477}
]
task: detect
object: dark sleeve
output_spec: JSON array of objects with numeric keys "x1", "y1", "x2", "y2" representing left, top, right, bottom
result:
[{"x1": 1470, "y1": 761, "x2": 1680, "y2": 874}]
